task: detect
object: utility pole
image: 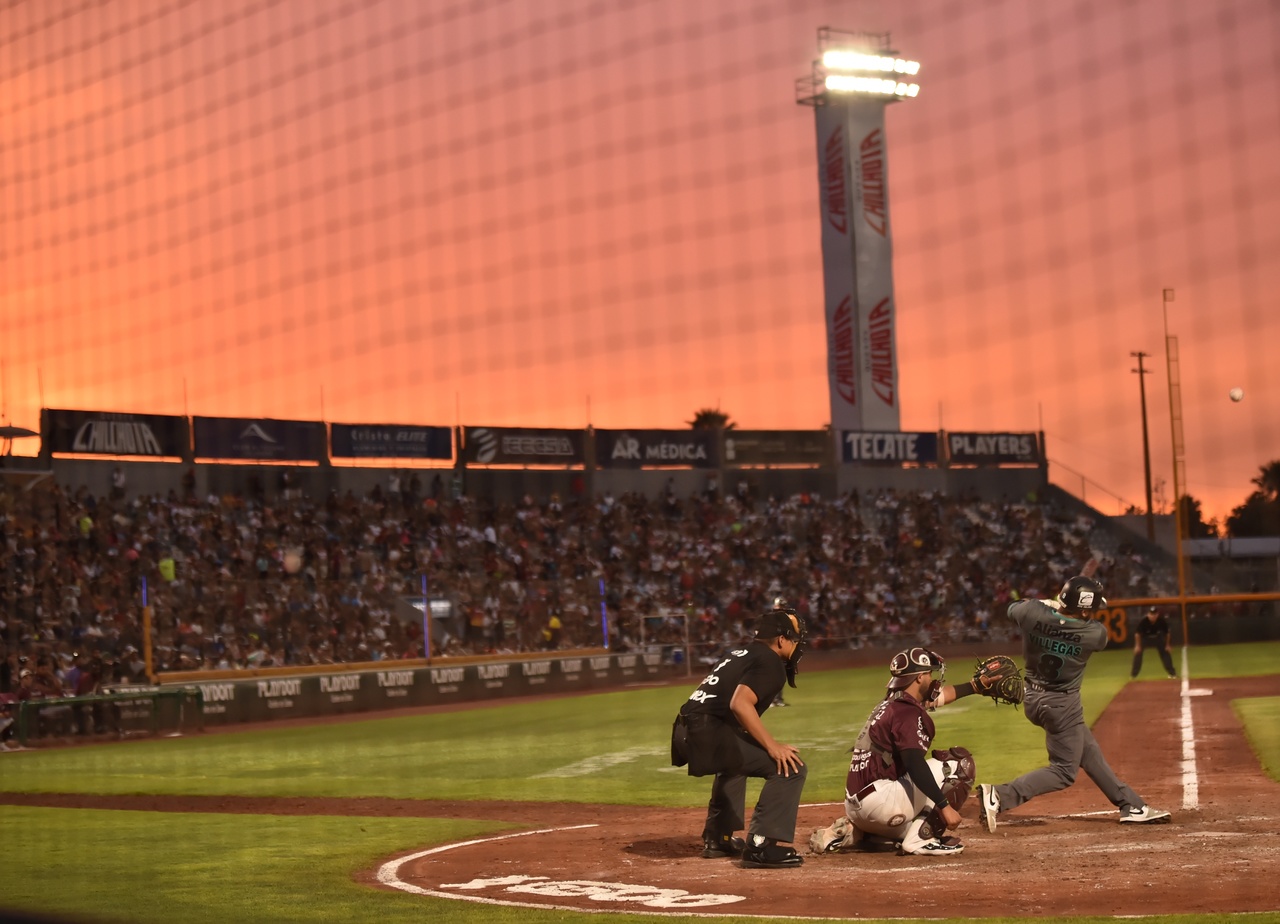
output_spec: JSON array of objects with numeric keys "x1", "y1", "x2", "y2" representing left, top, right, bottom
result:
[{"x1": 1131, "y1": 350, "x2": 1155, "y2": 542}]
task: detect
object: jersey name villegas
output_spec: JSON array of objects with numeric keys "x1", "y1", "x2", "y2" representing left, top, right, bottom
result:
[{"x1": 1008, "y1": 599, "x2": 1107, "y2": 692}]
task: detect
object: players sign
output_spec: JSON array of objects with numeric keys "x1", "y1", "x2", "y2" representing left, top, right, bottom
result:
[{"x1": 946, "y1": 432, "x2": 1041, "y2": 465}]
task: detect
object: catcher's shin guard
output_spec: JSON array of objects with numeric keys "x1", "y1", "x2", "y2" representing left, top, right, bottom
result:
[
  {"x1": 933, "y1": 746, "x2": 976, "y2": 810},
  {"x1": 916, "y1": 805, "x2": 949, "y2": 840}
]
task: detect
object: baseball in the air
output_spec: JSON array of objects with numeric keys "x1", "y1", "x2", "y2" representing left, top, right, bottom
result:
[{"x1": 1229, "y1": 387, "x2": 1244, "y2": 402}]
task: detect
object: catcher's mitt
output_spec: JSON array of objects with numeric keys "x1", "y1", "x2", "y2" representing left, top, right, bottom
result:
[{"x1": 971, "y1": 655, "x2": 1024, "y2": 707}]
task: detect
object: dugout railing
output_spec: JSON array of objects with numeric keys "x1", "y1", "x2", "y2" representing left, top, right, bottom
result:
[{"x1": 10, "y1": 687, "x2": 203, "y2": 747}]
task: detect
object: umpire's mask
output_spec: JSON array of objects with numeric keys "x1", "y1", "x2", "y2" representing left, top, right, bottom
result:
[{"x1": 755, "y1": 607, "x2": 807, "y2": 688}]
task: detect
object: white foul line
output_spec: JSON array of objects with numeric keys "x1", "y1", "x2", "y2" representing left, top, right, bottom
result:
[{"x1": 1178, "y1": 647, "x2": 1199, "y2": 811}]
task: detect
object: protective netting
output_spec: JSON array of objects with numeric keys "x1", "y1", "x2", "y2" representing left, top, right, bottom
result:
[{"x1": 2, "y1": 0, "x2": 1277, "y2": 524}]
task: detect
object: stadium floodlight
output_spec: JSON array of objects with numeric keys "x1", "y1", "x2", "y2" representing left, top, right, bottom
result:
[
  {"x1": 824, "y1": 74, "x2": 920, "y2": 98},
  {"x1": 796, "y1": 28, "x2": 922, "y2": 105},
  {"x1": 821, "y1": 50, "x2": 920, "y2": 76}
]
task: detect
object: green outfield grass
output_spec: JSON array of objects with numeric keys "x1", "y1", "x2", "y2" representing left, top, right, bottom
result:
[
  {"x1": 1234, "y1": 696, "x2": 1280, "y2": 783},
  {"x1": 2, "y1": 641, "x2": 1278, "y2": 924}
]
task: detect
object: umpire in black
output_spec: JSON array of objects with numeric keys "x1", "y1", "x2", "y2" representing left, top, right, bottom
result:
[
  {"x1": 1132, "y1": 606, "x2": 1177, "y2": 679},
  {"x1": 670, "y1": 607, "x2": 807, "y2": 869}
]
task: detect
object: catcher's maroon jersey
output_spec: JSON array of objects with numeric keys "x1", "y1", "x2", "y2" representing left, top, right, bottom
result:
[{"x1": 844, "y1": 693, "x2": 935, "y2": 799}]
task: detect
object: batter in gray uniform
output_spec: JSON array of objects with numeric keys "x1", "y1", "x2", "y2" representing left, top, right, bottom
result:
[{"x1": 977, "y1": 574, "x2": 1172, "y2": 829}]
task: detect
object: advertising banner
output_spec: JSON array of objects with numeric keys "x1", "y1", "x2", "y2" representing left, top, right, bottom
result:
[
  {"x1": 193, "y1": 416, "x2": 326, "y2": 461},
  {"x1": 814, "y1": 104, "x2": 862, "y2": 437},
  {"x1": 170, "y1": 653, "x2": 673, "y2": 726},
  {"x1": 593, "y1": 429, "x2": 720, "y2": 469},
  {"x1": 45, "y1": 409, "x2": 187, "y2": 457},
  {"x1": 330, "y1": 423, "x2": 452, "y2": 459},
  {"x1": 946, "y1": 431, "x2": 1042, "y2": 465},
  {"x1": 840, "y1": 430, "x2": 938, "y2": 464},
  {"x1": 722, "y1": 430, "x2": 830, "y2": 467},
  {"x1": 462, "y1": 426, "x2": 585, "y2": 466},
  {"x1": 845, "y1": 101, "x2": 901, "y2": 431}
]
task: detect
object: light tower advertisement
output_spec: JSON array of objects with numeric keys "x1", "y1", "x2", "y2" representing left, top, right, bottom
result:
[{"x1": 797, "y1": 30, "x2": 919, "y2": 438}]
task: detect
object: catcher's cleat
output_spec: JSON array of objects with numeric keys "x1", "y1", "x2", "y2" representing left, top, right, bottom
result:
[
  {"x1": 900, "y1": 836, "x2": 965, "y2": 857},
  {"x1": 1119, "y1": 805, "x2": 1171, "y2": 825},
  {"x1": 808, "y1": 817, "x2": 859, "y2": 854},
  {"x1": 701, "y1": 834, "x2": 746, "y2": 858},
  {"x1": 741, "y1": 837, "x2": 803, "y2": 869},
  {"x1": 978, "y1": 783, "x2": 1000, "y2": 832}
]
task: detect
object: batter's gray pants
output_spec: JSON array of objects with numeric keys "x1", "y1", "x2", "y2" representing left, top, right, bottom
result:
[
  {"x1": 704, "y1": 738, "x2": 807, "y2": 844},
  {"x1": 993, "y1": 688, "x2": 1143, "y2": 812}
]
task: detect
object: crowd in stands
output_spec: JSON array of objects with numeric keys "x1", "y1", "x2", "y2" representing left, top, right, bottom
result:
[{"x1": 0, "y1": 474, "x2": 1174, "y2": 702}]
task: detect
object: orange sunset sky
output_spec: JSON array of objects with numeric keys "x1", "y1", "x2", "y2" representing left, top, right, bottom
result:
[{"x1": 2, "y1": 0, "x2": 1277, "y2": 525}]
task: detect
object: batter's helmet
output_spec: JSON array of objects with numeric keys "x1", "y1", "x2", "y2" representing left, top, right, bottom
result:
[{"x1": 1059, "y1": 575, "x2": 1106, "y2": 614}]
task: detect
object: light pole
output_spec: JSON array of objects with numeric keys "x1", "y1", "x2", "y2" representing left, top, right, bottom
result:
[
  {"x1": 1131, "y1": 351, "x2": 1155, "y2": 542},
  {"x1": 796, "y1": 29, "x2": 920, "y2": 437}
]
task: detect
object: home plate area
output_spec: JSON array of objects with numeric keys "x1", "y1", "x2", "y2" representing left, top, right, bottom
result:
[
  {"x1": 376, "y1": 678, "x2": 1280, "y2": 918},
  {"x1": 376, "y1": 797, "x2": 1276, "y2": 918}
]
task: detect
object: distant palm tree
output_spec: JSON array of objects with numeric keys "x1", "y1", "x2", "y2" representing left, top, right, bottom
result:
[
  {"x1": 687, "y1": 408, "x2": 736, "y2": 430},
  {"x1": 1226, "y1": 459, "x2": 1280, "y2": 536}
]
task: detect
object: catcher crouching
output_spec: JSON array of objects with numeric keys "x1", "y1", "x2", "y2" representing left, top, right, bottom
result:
[{"x1": 809, "y1": 648, "x2": 1023, "y2": 857}]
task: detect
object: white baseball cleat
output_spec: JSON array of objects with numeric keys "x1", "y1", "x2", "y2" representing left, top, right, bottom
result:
[
  {"x1": 978, "y1": 783, "x2": 1000, "y2": 832},
  {"x1": 900, "y1": 837, "x2": 965, "y2": 857},
  {"x1": 900, "y1": 816, "x2": 965, "y2": 856},
  {"x1": 1119, "y1": 805, "x2": 1171, "y2": 824}
]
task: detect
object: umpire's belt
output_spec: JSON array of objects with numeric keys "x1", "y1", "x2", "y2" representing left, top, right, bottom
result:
[
  {"x1": 676, "y1": 712, "x2": 717, "y2": 727},
  {"x1": 849, "y1": 782, "x2": 877, "y2": 804}
]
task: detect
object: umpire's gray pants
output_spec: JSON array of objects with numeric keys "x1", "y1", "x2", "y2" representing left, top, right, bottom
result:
[
  {"x1": 995, "y1": 688, "x2": 1142, "y2": 812},
  {"x1": 705, "y1": 738, "x2": 807, "y2": 844}
]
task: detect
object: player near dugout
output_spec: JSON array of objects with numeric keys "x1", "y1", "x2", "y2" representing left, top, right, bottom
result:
[{"x1": 978, "y1": 572, "x2": 1172, "y2": 830}]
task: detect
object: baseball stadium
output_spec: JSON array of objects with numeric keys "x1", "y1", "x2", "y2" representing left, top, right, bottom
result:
[{"x1": 2, "y1": 1, "x2": 1279, "y2": 923}]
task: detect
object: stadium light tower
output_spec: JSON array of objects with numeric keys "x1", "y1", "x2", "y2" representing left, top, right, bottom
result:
[{"x1": 797, "y1": 28, "x2": 920, "y2": 437}]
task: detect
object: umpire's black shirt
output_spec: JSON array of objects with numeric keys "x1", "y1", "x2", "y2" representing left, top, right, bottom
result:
[{"x1": 680, "y1": 641, "x2": 784, "y2": 721}]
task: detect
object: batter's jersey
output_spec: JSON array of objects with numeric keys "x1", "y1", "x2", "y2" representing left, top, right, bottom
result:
[
  {"x1": 845, "y1": 693, "x2": 935, "y2": 798},
  {"x1": 1135, "y1": 613, "x2": 1171, "y2": 644},
  {"x1": 680, "y1": 641, "x2": 784, "y2": 721},
  {"x1": 1008, "y1": 598, "x2": 1108, "y2": 692}
]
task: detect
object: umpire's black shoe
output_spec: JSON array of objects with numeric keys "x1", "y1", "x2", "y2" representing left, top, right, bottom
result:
[
  {"x1": 701, "y1": 834, "x2": 745, "y2": 859},
  {"x1": 740, "y1": 839, "x2": 803, "y2": 869}
]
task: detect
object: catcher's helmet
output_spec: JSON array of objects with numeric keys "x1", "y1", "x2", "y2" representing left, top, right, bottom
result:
[
  {"x1": 887, "y1": 647, "x2": 944, "y2": 691},
  {"x1": 1059, "y1": 575, "x2": 1106, "y2": 614}
]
